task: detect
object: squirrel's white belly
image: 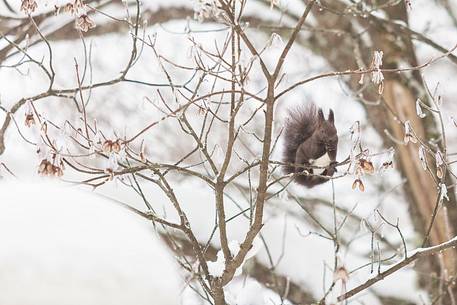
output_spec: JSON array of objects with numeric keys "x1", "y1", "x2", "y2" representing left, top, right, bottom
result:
[{"x1": 310, "y1": 153, "x2": 331, "y2": 175}]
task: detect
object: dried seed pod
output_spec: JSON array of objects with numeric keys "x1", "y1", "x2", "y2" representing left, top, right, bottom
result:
[
  {"x1": 359, "y1": 159, "x2": 374, "y2": 174},
  {"x1": 104, "y1": 168, "x2": 115, "y2": 181},
  {"x1": 334, "y1": 266, "x2": 349, "y2": 284},
  {"x1": 111, "y1": 140, "x2": 121, "y2": 153},
  {"x1": 38, "y1": 160, "x2": 51, "y2": 176},
  {"x1": 38, "y1": 160, "x2": 47, "y2": 174},
  {"x1": 56, "y1": 166, "x2": 64, "y2": 177},
  {"x1": 76, "y1": 14, "x2": 96, "y2": 32},
  {"x1": 351, "y1": 180, "x2": 357, "y2": 190},
  {"x1": 46, "y1": 162, "x2": 53, "y2": 174},
  {"x1": 352, "y1": 179, "x2": 365, "y2": 192},
  {"x1": 435, "y1": 150, "x2": 444, "y2": 179},
  {"x1": 102, "y1": 140, "x2": 113, "y2": 153},
  {"x1": 437, "y1": 166, "x2": 444, "y2": 179},
  {"x1": 358, "y1": 181, "x2": 365, "y2": 192},
  {"x1": 435, "y1": 150, "x2": 444, "y2": 167},
  {"x1": 37, "y1": 157, "x2": 65, "y2": 177},
  {"x1": 64, "y1": 3, "x2": 75, "y2": 14},
  {"x1": 416, "y1": 99, "x2": 426, "y2": 118},
  {"x1": 139, "y1": 142, "x2": 146, "y2": 162},
  {"x1": 379, "y1": 148, "x2": 395, "y2": 173},
  {"x1": 378, "y1": 82, "x2": 384, "y2": 94},
  {"x1": 21, "y1": 0, "x2": 38, "y2": 14},
  {"x1": 41, "y1": 121, "x2": 48, "y2": 134},
  {"x1": 25, "y1": 114, "x2": 35, "y2": 127},
  {"x1": 404, "y1": 121, "x2": 417, "y2": 144},
  {"x1": 380, "y1": 161, "x2": 393, "y2": 171}
]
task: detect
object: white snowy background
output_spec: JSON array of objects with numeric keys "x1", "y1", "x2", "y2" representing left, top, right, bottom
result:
[{"x1": 1, "y1": 0, "x2": 457, "y2": 304}]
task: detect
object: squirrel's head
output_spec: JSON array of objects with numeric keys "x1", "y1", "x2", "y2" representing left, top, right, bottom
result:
[{"x1": 315, "y1": 108, "x2": 338, "y2": 151}]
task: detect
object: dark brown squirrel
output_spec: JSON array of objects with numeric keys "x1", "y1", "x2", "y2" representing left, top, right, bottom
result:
[{"x1": 282, "y1": 104, "x2": 338, "y2": 187}]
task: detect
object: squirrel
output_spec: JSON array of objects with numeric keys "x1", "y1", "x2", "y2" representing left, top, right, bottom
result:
[{"x1": 282, "y1": 103, "x2": 338, "y2": 187}]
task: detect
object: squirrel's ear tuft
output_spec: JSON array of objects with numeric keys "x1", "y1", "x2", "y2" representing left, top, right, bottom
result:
[
  {"x1": 317, "y1": 108, "x2": 325, "y2": 124},
  {"x1": 328, "y1": 109, "x2": 335, "y2": 124}
]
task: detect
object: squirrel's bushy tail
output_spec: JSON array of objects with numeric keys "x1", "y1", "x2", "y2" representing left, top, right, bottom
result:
[{"x1": 282, "y1": 103, "x2": 318, "y2": 175}]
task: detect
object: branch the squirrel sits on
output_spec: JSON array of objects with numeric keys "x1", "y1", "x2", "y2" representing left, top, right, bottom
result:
[{"x1": 282, "y1": 103, "x2": 338, "y2": 187}]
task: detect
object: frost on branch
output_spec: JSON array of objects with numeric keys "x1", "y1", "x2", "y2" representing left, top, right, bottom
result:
[
  {"x1": 266, "y1": 33, "x2": 284, "y2": 50},
  {"x1": 450, "y1": 116, "x2": 457, "y2": 128},
  {"x1": 403, "y1": 120, "x2": 417, "y2": 144},
  {"x1": 193, "y1": 0, "x2": 222, "y2": 22},
  {"x1": 104, "y1": 153, "x2": 119, "y2": 180},
  {"x1": 416, "y1": 99, "x2": 426, "y2": 118},
  {"x1": 207, "y1": 239, "x2": 260, "y2": 278},
  {"x1": 371, "y1": 50, "x2": 384, "y2": 93},
  {"x1": 208, "y1": 251, "x2": 226, "y2": 277},
  {"x1": 418, "y1": 145, "x2": 427, "y2": 171},
  {"x1": 439, "y1": 183, "x2": 449, "y2": 202},
  {"x1": 435, "y1": 149, "x2": 444, "y2": 179},
  {"x1": 348, "y1": 121, "x2": 361, "y2": 174}
]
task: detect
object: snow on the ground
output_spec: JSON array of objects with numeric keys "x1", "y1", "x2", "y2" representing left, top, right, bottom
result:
[{"x1": 0, "y1": 180, "x2": 181, "y2": 305}]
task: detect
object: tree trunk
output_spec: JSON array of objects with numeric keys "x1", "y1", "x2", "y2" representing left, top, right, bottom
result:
[{"x1": 212, "y1": 281, "x2": 226, "y2": 305}]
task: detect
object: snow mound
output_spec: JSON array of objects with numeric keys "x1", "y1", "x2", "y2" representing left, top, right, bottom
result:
[{"x1": 0, "y1": 180, "x2": 180, "y2": 305}]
